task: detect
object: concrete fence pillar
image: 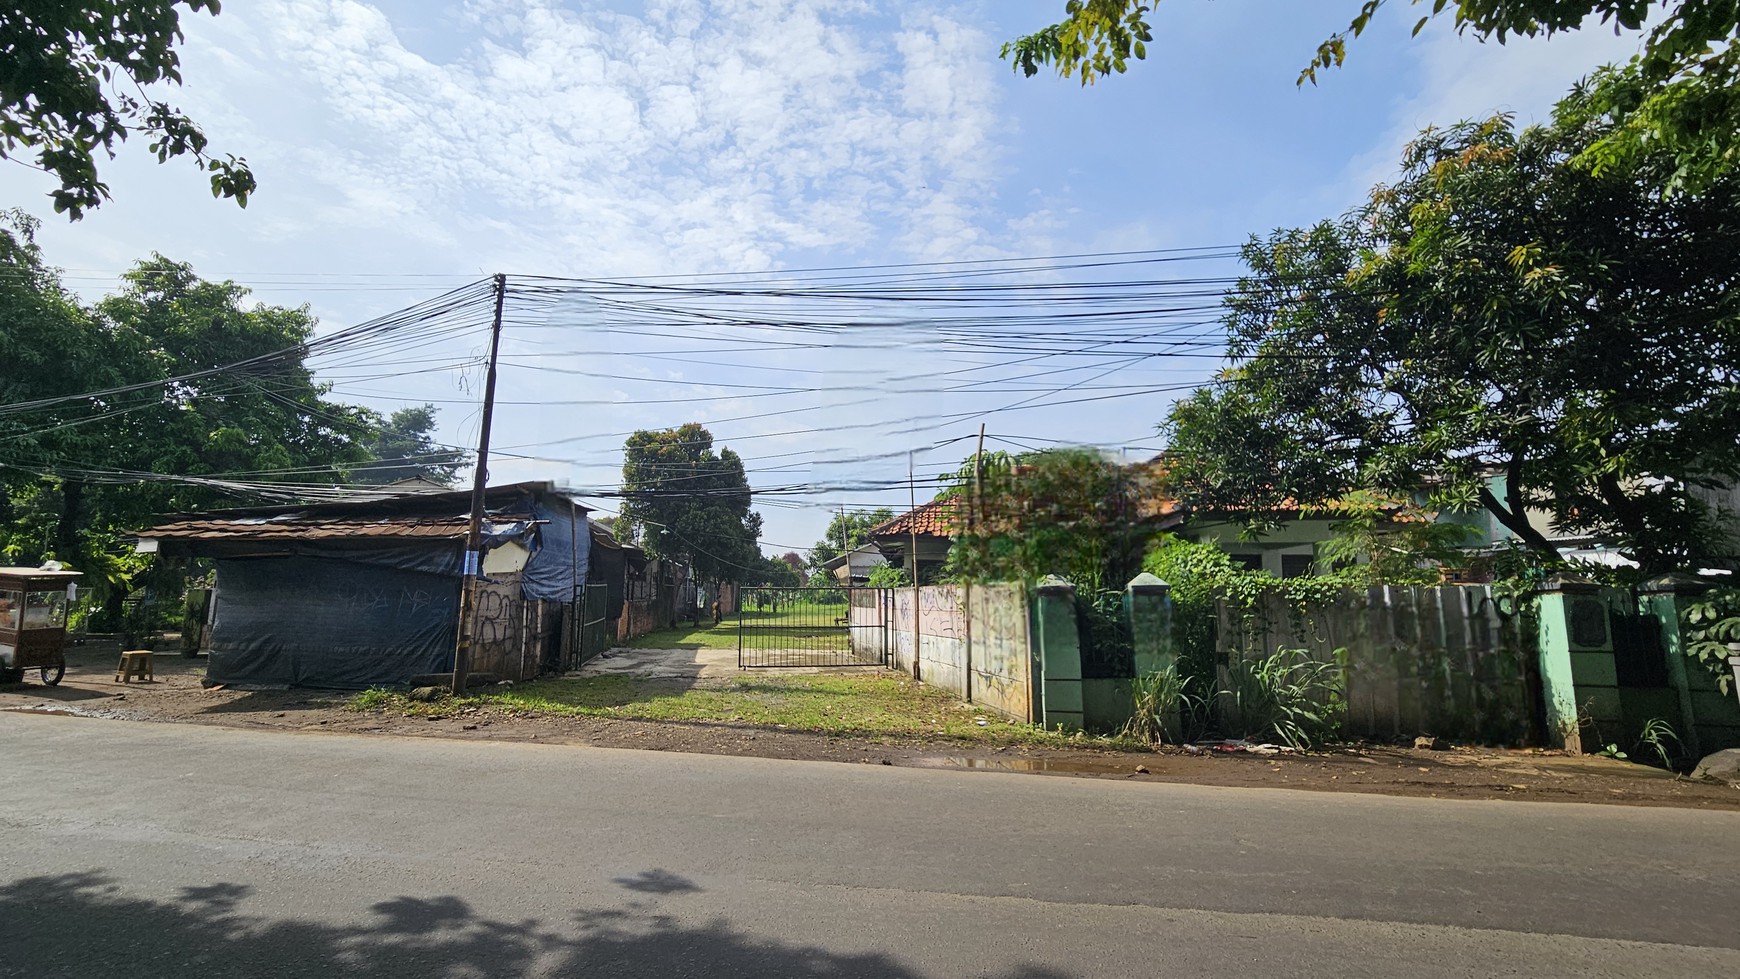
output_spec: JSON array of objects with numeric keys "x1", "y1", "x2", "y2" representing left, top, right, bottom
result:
[
  {"x1": 1638, "y1": 574, "x2": 1707, "y2": 762},
  {"x1": 1535, "y1": 575, "x2": 1604, "y2": 753},
  {"x1": 1033, "y1": 575, "x2": 1083, "y2": 732},
  {"x1": 1125, "y1": 573, "x2": 1174, "y2": 677},
  {"x1": 1729, "y1": 644, "x2": 1740, "y2": 707}
]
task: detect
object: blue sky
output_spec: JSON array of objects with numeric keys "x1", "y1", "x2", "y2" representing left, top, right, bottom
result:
[{"x1": 0, "y1": 1, "x2": 1641, "y2": 556}]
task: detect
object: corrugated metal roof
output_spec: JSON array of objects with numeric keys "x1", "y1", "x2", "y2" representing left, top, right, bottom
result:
[
  {"x1": 134, "y1": 481, "x2": 587, "y2": 545},
  {"x1": 140, "y1": 515, "x2": 474, "y2": 542}
]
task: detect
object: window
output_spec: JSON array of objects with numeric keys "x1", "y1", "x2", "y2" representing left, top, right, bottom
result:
[
  {"x1": 1229, "y1": 554, "x2": 1264, "y2": 572},
  {"x1": 1281, "y1": 554, "x2": 1315, "y2": 579},
  {"x1": 21, "y1": 590, "x2": 66, "y2": 629},
  {"x1": 0, "y1": 590, "x2": 19, "y2": 631}
]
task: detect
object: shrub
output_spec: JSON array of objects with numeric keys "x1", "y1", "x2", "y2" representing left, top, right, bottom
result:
[
  {"x1": 1124, "y1": 668, "x2": 1206, "y2": 745},
  {"x1": 1682, "y1": 586, "x2": 1740, "y2": 694},
  {"x1": 1221, "y1": 647, "x2": 1346, "y2": 750},
  {"x1": 865, "y1": 564, "x2": 910, "y2": 589}
]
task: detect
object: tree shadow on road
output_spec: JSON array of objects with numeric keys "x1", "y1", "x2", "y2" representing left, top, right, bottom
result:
[{"x1": 1, "y1": 870, "x2": 1075, "y2": 979}]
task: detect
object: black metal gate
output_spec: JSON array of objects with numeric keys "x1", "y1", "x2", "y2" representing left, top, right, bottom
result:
[{"x1": 737, "y1": 586, "x2": 890, "y2": 668}]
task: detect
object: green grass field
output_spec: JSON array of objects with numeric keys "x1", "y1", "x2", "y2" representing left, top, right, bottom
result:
[
  {"x1": 625, "y1": 602, "x2": 855, "y2": 651},
  {"x1": 350, "y1": 672, "x2": 1139, "y2": 749}
]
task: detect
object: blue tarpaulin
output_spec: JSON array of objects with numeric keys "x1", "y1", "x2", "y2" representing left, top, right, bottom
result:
[{"x1": 517, "y1": 499, "x2": 589, "y2": 601}]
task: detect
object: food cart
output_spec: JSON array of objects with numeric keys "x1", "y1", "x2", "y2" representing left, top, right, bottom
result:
[{"x1": 0, "y1": 567, "x2": 82, "y2": 686}]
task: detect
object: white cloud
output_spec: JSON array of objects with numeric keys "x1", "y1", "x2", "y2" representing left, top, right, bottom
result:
[
  {"x1": 1339, "y1": 17, "x2": 1644, "y2": 203},
  {"x1": 184, "y1": 0, "x2": 1008, "y2": 276}
]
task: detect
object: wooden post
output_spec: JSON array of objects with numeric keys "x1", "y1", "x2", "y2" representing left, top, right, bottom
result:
[
  {"x1": 965, "y1": 424, "x2": 985, "y2": 702},
  {"x1": 452, "y1": 273, "x2": 508, "y2": 696},
  {"x1": 909, "y1": 449, "x2": 921, "y2": 681},
  {"x1": 567, "y1": 501, "x2": 579, "y2": 670}
]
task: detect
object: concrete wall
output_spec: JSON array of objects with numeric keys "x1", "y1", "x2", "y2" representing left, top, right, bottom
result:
[
  {"x1": 1216, "y1": 585, "x2": 1535, "y2": 744},
  {"x1": 1538, "y1": 581, "x2": 1740, "y2": 757},
  {"x1": 469, "y1": 575, "x2": 555, "y2": 682},
  {"x1": 967, "y1": 584, "x2": 1035, "y2": 723},
  {"x1": 618, "y1": 598, "x2": 662, "y2": 642},
  {"x1": 870, "y1": 584, "x2": 1034, "y2": 722}
]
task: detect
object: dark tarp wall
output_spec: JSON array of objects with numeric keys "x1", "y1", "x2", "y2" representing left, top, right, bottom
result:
[
  {"x1": 208, "y1": 554, "x2": 459, "y2": 689},
  {"x1": 519, "y1": 499, "x2": 588, "y2": 602}
]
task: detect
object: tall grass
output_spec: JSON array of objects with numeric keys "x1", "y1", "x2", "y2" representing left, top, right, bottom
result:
[
  {"x1": 1124, "y1": 669, "x2": 1205, "y2": 746},
  {"x1": 1222, "y1": 647, "x2": 1345, "y2": 750}
]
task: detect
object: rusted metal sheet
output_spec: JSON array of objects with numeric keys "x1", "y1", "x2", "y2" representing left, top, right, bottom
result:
[{"x1": 140, "y1": 516, "x2": 472, "y2": 541}]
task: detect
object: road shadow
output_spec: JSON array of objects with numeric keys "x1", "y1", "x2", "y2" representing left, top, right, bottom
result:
[
  {"x1": 612, "y1": 869, "x2": 703, "y2": 894},
  {"x1": 0, "y1": 870, "x2": 1076, "y2": 979}
]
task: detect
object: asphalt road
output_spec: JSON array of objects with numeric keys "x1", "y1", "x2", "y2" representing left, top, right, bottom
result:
[{"x1": 3, "y1": 713, "x2": 1738, "y2": 978}]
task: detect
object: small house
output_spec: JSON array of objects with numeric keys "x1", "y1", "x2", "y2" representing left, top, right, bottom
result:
[
  {"x1": 135, "y1": 482, "x2": 589, "y2": 689},
  {"x1": 822, "y1": 543, "x2": 888, "y2": 585},
  {"x1": 868, "y1": 498, "x2": 960, "y2": 583}
]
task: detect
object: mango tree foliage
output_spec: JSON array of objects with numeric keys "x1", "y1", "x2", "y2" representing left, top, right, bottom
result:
[
  {"x1": 0, "y1": 1, "x2": 255, "y2": 218},
  {"x1": 1006, "y1": 1, "x2": 1740, "y2": 190},
  {"x1": 618, "y1": 423, "x2": 763, "y2": 584},
  {"x1": 1164, "y1": 114, "x2": 1740, "y2": 575}
]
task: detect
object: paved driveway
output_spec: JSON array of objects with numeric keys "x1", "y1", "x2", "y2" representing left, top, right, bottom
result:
[{"x1": 579, "y1": 645, "x2": 743, "y2": 679}]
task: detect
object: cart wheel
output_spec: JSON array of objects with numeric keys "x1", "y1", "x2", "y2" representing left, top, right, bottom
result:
[
  {"x1": 0, "y1": 666, "x2": 22, "y2": 685},
  {"x1": 41, "y1": 660, "x2": 65, "y2": 686}
]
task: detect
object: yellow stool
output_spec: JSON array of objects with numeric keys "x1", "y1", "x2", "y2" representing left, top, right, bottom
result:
[{"x1": 115, "y1": 650, "x2": 154, "y2": 684}]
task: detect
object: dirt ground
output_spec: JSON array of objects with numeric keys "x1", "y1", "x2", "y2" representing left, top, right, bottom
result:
[{"x1": 6, "y1": 640, "x2": 1739, "y2": 811}]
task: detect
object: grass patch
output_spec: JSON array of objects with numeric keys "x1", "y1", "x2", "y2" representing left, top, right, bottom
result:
[
  {"x1": 623, "y1": 623, "x2": 741, "y2": 650},
  {"x1": 625, "y1": 604, "x2": 853, "y2": 652},
  {"x1": 347, "y1": 672, "x2": 1141, "y2": 749},
  {"x1": 350, "y1": 688, "x2": 399, "y2": 711}
]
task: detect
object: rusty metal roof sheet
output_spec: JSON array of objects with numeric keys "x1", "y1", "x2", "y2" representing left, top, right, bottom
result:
[{"x1": 140, "y1": 515, "x2": 474, "y2": 542}]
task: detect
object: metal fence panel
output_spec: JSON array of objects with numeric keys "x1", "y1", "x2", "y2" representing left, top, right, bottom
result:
[{"x1": 738, "y1": 586, "x2": 889, "y2": 668}]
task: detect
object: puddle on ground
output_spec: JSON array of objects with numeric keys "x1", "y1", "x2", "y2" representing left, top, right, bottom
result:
[{"x1": 905, "y1": 756, "x2": 1136, "y2": 774}]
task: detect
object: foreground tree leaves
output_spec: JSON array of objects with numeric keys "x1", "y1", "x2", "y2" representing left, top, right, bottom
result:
[
  {"x1": 1006, "y1": 1, "x2": 1740, "y2": 191},
  {"x1": 0, "y1": 1, "x2": 255, "y2": 218}
]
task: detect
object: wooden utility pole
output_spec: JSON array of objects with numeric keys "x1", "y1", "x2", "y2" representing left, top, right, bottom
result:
[
  {"x1": 452, "y1": 273, "x2": 508, "y2": 696},
  {"x1": 909, "y1": 449, "x2": 920, "y2": 681},
  {"x1": 972, "y1": 424, "x2": 986, "y2": 533},
  {"x1": 965, "y1": 423, "x2": 985, "y2": 702}
]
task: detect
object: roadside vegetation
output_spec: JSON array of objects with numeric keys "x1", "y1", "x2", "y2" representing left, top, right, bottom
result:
[{"x1": 349, "y1": 673, "x2": 1142, "y2": 750}]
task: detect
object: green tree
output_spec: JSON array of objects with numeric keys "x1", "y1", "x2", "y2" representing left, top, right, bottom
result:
[
  {"x1": 1005, "y1": 1, "x2": 1740, "y2": 191},
  {"x1": 805, "y1": 507, "x2": 894, "y2": 573},
  {"x1": 0, "y1": 1, "x2": 255, "y2": 218},
  {"x1": 351, "y1": 404, "x2": 466, "y2": 486},
  {"x1": 618, "y1": 423, "x2": 763, "y2": 584},
  {"x1": 90, "y1": 256, "x2": 378, "y2": 518},
  {"x1": 941, "y1": 447, "x2": 1159, "y2": 592},
  {"x1": 753, "y1": 554, "x2": 801, "y2": 588},
  {"x1": 1163, "y1": 113, "x2": 1740, "y2": 575},
  {"x1": 0, "y1": 231, "x2": 383, "y2": 618}
]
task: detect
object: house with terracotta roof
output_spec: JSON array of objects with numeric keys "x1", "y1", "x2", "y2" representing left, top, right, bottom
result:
[
  {"x1": 134, "y1": 481, "x2": 590, "y2": 689},
  {"x1": 867, "y1": 497, "x2": 962, "y2": 583},
  {"x1": 868, "y1": 486, "x2": 1345, "y2": 583}
]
